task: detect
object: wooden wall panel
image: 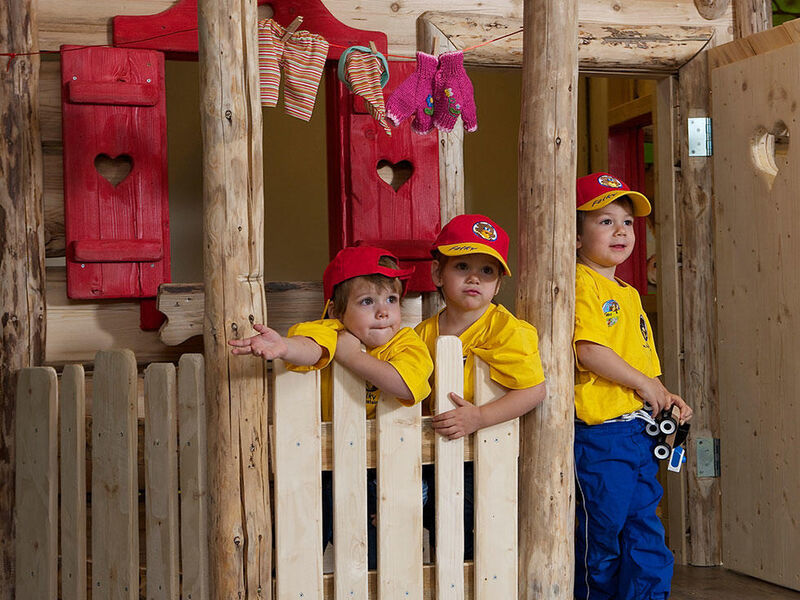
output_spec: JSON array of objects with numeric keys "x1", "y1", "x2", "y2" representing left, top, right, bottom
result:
[{"x1": 712, "y1": 43, "x2": 800, "y2": 590}]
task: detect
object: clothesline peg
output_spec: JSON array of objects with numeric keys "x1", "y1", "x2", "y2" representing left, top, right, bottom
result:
[
  {"x1": 281, "y1": 15, "x2": 303, "y2": 42},
  {"x1": 431, "y1": 37, "x2": 438, "y2": 56},
  {"x1": 368, "y1": 40, "x2": 378, "y2": 54}
]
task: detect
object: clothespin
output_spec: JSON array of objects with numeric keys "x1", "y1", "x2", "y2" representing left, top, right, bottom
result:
[
  {"x1": 368, "y1": 40, "x2": 378, "y2": 54},
  {"x1": 431, "y1": 37, "x2": 438, "y2": 56},
  {"x1": 281, "y1": 16, "x2": 303, "y2": 42}
]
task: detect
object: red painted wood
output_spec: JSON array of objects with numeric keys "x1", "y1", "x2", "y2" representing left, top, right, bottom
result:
[
  {"x1": 327, "y1": 61, "x2": 440, "y2": 292},
  {"x1": 71, "y1": 239, "x2": 163, "y2": 262},
  {"x1": 113, "y1": 0, "x2": 387, "y2": 59},
  {"x1": 67, "y1": 81, "x2": 159, "y2": 106},
  {"x1": 61, "y1": 45, "x2": 170, "y2": 301},
  {"x1": 608, "y1": 118, "x2": 650, "y2": 296}
]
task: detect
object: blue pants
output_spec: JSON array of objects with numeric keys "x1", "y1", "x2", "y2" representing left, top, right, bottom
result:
[{"x1": 574, "y1": 420, "x2": 673, "y2": 600}]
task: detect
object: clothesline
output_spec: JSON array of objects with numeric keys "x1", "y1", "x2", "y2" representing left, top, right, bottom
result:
[{"x1": 0, "y1": 25, "x2": 524, "y2": 68}]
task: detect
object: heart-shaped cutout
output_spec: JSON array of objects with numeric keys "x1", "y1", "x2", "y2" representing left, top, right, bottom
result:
[
  {"x1": 95, "y1": 153, "x2": 133, "y2": 187},
  {"x1": 751, "y1": 121, "x2": 789, "y2": 190},
  {"x1": 376, "y1": 159, "x2": 414, "y2": 192}
]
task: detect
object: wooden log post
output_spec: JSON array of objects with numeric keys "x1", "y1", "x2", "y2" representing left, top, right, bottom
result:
[
  {"x1": 197, "y1": 1, "x2": 272, "y2": 597},
  {"x1": 516, "y1": 0, "x2": 577, "y2": 598},
  {"x1": 733, "y1": 0, "x2": 772, "y2": 39},
  {"x1": 677, "y1": 52, "x2": 722, "y2": 567},
  {"x1": 0, "y1": 1, "x2": 45, "y2": 597}
]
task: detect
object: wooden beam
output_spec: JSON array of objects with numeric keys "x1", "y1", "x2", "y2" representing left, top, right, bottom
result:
[
  {"x1": 197, "y1": 0, "x2": 271, "y2": 597},
  {"x1": 419, "y1": 12, "x2": 714, "y2": 74},
  {"x1": 676, "y1": 51, "x2": 722, "y2": 566},
  {"x1": 709, "y1": 18, "x2": 800, "y2": 69},
  {"x1": 655, "y1": 75, "x2": 689, "y2": 563},
  {"x1": 732, "y1": 0, "x2": 771, "y2": 39},
  {"x1": 37, "y1": 0, "x2": 735, "y2": 56},
  {"x1": 517, "y1": 0, "x2": 577, "y2": 598},
  {"x1": 0, "y1": 1, "x2": 45, "y2": 596}
]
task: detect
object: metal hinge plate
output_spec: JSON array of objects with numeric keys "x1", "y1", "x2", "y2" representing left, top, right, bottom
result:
[{"x1": 688, "y1": 117, "x2": 713, "y2": 157}]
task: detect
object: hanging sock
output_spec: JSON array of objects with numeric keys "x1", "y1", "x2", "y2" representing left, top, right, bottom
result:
[
  {"x1": 338, "y1": 46, "x2": 392, "y2": 136},
  {"x1": 258, "y1": 18, "x2": 329, "y2": 121},
  {"x1": 433, "y1": 51, "x2": 477, "y2": 132},
  {"x1": 385, "y1": 52, "x2": 438, "y2": 134}
]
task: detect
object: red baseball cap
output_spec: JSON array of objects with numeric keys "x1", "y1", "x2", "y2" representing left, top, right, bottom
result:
[
  {"x1": 323, "y1": 246, "x2": 415, "y2": 302},
  {"x1": 432, "y1": 214, "x2": 512, "y2": 276},
  {"x1": 576, "y1": 172, "x2": 651, "y2": 217}
]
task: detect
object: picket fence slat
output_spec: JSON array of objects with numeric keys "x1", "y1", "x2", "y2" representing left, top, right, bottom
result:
[
  {"x1": 60, "y1": 365, "x2": 87, "y2": 600},
  {"x1": 92, "y1": 349, "x2": 139, "y2": 599},
  {"x1": 15, "y1": 367, "x2": 58, "y2": 599},
  {"x1": 332, "y1": 360, "x2": 368, "y2": 600},
  {"x1": 144, "y1": 363, "x2": 180, "y2": 599},
  {"x1": 435, "y1": 336, "x2": 465, "y2": 600},
  {"x1": 178, "y1": 354, "x2": 210, "y2": 600},
  {"x1": 473, "y1": 358, "x2": 518, "y2": 599},
  {"x1": 273, "y1": 360, "x2": 324, "y2": 599},
  {"x1": 377, "y1": 396, "x2": 423, "y2": 599}
]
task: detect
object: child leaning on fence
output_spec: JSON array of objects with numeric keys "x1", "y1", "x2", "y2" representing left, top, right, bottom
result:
[
  {"x1": 415, "y1": 214, "x2": 547, "y2": 559},
  {"x1": 572, "y1": 173, "x2": 693, "y2": 600},
  {"x1": 228, "y1": 245, "x2": 433, "y2": 569}
]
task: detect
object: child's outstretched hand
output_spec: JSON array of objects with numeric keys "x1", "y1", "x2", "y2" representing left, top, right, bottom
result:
[
  {"x1": 432, "y1": 392, "x2": 484, "y2": 440},
  {"x1": 228, "y1": 324, "x2": 288, "y2": 359}
]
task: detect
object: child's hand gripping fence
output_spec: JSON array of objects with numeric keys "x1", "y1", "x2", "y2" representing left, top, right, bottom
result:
[{"x1": 272, "y1": 337, "x2": 520, "y2": 599}]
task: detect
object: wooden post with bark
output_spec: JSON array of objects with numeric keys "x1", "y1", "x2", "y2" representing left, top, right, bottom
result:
[
  {"x1": 516, "y1": 0, "x2": 578, "y2": 597},
  {"x1": 197, "y1": 0, "x2": 272, "y2": 597},
  {"x1": 733, "y1": 0, "x2": 772, "y2": 38},
  {"x1": 0, "y1": 2, "x2": 45, "y2": 598}
]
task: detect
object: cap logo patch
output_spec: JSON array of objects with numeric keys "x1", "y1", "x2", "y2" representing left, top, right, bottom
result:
[
  {"x1": 597, "y1": 175, "x2": 623, "y2": 189},
  {"x1": 472, "y1": 221, "x2": 498, "y2": 242}
]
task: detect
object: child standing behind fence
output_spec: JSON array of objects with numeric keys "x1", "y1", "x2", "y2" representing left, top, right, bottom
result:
[
  {"x1": 229, "y1": 245, "x2": 433, "y2": 569},
  {"x1": 415, "y1": 214, "x2": 547, "y2": 558},
  {"x1": 573, "y1": 173, "x2": 693, "y2": 600}
]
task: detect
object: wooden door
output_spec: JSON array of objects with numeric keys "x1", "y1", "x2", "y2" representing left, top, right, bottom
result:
[{"x1": 711, "y1": 39, "x2": 800, "y2": 591}]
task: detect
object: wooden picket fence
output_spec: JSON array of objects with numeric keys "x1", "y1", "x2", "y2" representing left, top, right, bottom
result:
[{"x1": 15, "y1": 338, "x2": 519, "y2": 599}]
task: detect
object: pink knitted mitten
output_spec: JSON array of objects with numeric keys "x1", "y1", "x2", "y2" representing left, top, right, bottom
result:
[
  {"x1": 386, "y1": 52, "x2": 438, "y2": 134},
  {"x1": 433, "y1": 51, "x2": 477, "y2": 132}
]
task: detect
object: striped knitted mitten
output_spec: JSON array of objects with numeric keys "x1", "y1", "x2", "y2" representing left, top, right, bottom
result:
[{"x1": 433, "y1": 51, "x2": 477, "y2": 132}]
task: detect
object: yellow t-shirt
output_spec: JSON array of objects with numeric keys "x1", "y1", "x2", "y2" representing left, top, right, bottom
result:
[
  {"x1": 573, "y1": 263, "x2": 661, "y2": 424},
  {"x1": 414, "y1": 303, "x2": 545, "y2": 411},
  {"x1": 286, "y1": 319, "x2": 433, "y2": 421}
]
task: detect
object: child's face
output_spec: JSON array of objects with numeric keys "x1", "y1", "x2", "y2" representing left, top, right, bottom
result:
[
  {"x1": 432, "y1": 253, "x2": 501, "y2": 313},
  {"x1": 333, "y1": 278, "x2": 402, "y2": 349},
  {"x1": 576, "y1": 201, "x2": 635, "y2": 271}
]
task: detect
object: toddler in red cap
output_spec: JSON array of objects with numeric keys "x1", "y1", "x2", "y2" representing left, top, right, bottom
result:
[
  {"x1": 414, "y1": 214, "x2": 547, "y2": 558},
  {"x1": 229, "y1": 244, "x2": 432, "y2": 419},
  {"x1": 229, "y1": 245, "x2": 433, "y2": 569},
  {"x1": 573, "y1": 172, "x2": 692, "y2": 600}
]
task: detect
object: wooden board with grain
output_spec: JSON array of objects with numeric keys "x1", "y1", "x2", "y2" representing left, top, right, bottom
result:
[
  {"x1": 331, "y1": 360, "x2": 368, "y2": 600},
  {"x1": 15, "y1": 368, "x2": 58, "y2": 599},
  {"x1": 433, "y1": 336, "x2": 465, "y2": 600},
  {"x1": 376, "y1": 397, "x2": 423, "y2": 598},
  {"x1": 711, "y1": 42, "x2": 800, "y2": 590},
  {"x1": 178, "y1": 354, "x2": 209, "y2": 600},
  {"x1": 60, "y1": 365, "x2": 87, "y2": 600},
  {"x1": 472, "y1": 358, "x2": 517, "y2": 599},
  {"x1": 91, "y1": 350, "x2": 139, "y2": 598},
  {"x1": 272, "y1": 361, "x2": 324, "y2": 599},
  {"x1": 144, "y1": 363, "x2": 180, "y2": 599}
]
